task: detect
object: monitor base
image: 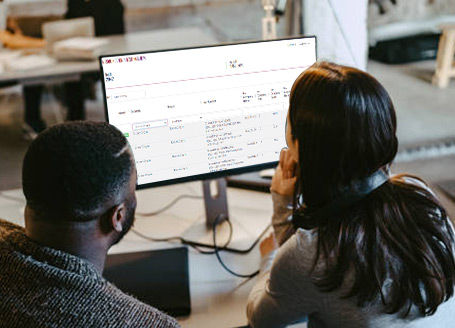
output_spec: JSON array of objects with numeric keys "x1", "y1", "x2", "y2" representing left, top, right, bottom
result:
[
  {"x1": 227, "y1": 171, "x2": 272, "y2": 193},
  {"x1": 202, "y1": 178, "x2": 229, "y2": 228}
]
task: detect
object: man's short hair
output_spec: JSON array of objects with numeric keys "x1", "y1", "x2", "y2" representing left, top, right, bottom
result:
[{"x1": 22, "y1": 121, "x2": 133, "y2": 221}]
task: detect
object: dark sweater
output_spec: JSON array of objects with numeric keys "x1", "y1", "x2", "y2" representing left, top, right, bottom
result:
[{"x1": 0, "y1": 219, "x2": 180, "y2": 328}]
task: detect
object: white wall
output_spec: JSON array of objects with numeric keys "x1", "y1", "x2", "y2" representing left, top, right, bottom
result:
[
  {"x1": 0, "y1": 2, "x2": 7, "y2": 31},
  {"x1": 302, "y1": 0, "x2": 368, "y2": 70}
]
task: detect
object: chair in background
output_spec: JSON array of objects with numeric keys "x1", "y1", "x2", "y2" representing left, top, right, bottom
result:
[{"x1": 433, "y1": 25, "x2": 455, "y2": 88}]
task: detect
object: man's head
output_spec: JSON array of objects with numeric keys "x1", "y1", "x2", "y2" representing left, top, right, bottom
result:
[{"x1": 22, "y1": 121, "x2": 137, "y2": 250}]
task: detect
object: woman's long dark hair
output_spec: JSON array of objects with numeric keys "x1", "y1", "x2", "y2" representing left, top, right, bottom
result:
[{"x1": 289, "y1": 62, "x2": 455, "y2": 316}]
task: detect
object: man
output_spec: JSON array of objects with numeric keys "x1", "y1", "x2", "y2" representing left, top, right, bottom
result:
[
  {"x1": 0, "y1": 121, "x2": 180, "y2": 327},
  {"x1": 22, "y1": 0, "x2": 125, "y2": 136},
  {"x1": 65, "y1": 0, "x2": 125, "y2": 36}
]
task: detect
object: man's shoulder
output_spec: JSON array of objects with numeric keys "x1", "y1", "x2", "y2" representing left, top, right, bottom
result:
[
  {"x1": 0, "y1": 219, "x2": 180, "y2": 327},
  {"x1": 0, "y1": 218, "x2": 23, "y2": 235},
  {"x1": 0, "y1": 219, "x2": 24, "y2": 250},
  {"x1": 0, "y1": 270, "x2": 180, "y2": 328},
  {"x1": 97, "y1": 282, "x2": 181, "y2": 327}
]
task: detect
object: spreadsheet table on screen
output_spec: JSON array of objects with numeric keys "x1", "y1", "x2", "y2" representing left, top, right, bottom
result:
[{"x1": 101, "y1": 37, "x2": 317, "y2": 187}]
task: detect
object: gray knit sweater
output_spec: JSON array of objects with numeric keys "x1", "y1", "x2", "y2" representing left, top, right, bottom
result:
[{"x1": 0, "y1": 219, "x2": 180, "y2": 328}]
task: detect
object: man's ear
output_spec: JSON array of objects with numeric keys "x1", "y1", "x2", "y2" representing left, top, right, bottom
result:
[{"x1": 101, "y1": 203, "x2": 126, "y2": 234}]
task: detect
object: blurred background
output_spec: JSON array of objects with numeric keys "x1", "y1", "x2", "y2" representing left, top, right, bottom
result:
[{"x1": 0, "y1": 0, "x2": 454, "y2": 216}]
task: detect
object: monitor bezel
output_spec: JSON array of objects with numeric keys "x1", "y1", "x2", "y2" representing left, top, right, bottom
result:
[{"x1": 100, "y1": 35, "x2": 317, "y2": 189}]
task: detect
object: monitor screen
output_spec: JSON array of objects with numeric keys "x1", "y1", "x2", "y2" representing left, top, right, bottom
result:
[{"x1": 101, "y1": 37, "x2": 317, "y2": 188}]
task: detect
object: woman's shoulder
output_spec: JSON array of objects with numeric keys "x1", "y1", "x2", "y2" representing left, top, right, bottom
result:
[
  {"x1": 273, "y1": 228, "x2": 320, "y2": 276},
  {"x1": 399, "y1": 174, "x2": 429, "y2": 189},
  {"x1": 392, "y1": 174, "x2": 437, "y2": 195},
  {"x1": 294, "y1": 227, "x2": 318, "y2": 250},
  {"x1": 395, "y1": 174, "x2": 451, "y2": 219}
]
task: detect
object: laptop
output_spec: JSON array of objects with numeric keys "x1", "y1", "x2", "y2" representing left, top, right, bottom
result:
[
  {"x1": 103, "y1": 247, "x2": 191, "y2": 317},
  {"x1": 42, "y1": 17, "x2": 95, "y2": 54}
]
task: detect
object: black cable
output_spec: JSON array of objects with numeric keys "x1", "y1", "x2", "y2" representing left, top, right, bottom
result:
[
  {"x1": 132, "y1": 193, "x2": 272, "y2": 278},
  {"x1": 135, "y1": 194, "x2": 203, "y2": 217},
  {"x1": 132, "y1": 219, "x2": 271, "y2": 254},
  {"x1": 132, "y1": 218, "x2": 269, "y2": 277},
  {"x1": 212, "y1": 215, "x2": 261, "y2": 278},
  {"x1": 131, "y1": 218, "x2": 234, "y2": 255}
]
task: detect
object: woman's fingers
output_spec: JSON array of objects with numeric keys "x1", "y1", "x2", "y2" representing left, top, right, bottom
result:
[
  {"x1": 279, "y1": 148, "x2": 286, "y2": 170},
  {"x1": 272, "y1": 148, "x2": 297, "y2": 196},
  {"x1": 279, "y1": 148, "x2": 296, "y2": 179},
  {"x1": 284, "y1": 158, "x2": 297, "y2": 179},
  {"x1": 280, "y1": 148, "x2": 290, "y2": 178}
]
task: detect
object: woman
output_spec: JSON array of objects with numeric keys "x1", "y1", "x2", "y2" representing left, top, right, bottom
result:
[{"x1": 247, "y1": 62, "x2": 455, "y2": 327}]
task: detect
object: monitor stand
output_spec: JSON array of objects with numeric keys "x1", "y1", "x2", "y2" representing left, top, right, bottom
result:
[{"x1": 202, "y1": 178, "x2": 229, "y2": 228}]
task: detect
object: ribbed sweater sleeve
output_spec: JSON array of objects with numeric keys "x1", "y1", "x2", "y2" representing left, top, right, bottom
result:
[
  {"x1": 0, "y1": 219, "x2": 181, "y2": 328},
  {"x1": 246, "y1": 192, "x2": 316, "y2": 327},
  {"x1": 271, "y1": 191, "x2": 294, "y2": 246}
]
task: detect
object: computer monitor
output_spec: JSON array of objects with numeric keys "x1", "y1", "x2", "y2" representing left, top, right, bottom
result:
[{"x1": 100, "y1": 36, "x2": 317, "y2": 225}]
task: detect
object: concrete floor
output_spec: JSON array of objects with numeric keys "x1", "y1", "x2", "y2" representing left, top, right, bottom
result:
[
  {"x1": 0, "y1": 0, "x2": 454, "y2": 215},
  {"x1": 368, "y1": 60, "x2": 455, "y2": 147}
]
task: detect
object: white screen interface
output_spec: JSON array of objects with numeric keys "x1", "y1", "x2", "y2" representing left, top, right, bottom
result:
[{"x1": 102, "y1": 37, "x2": 316, "y2": 186}]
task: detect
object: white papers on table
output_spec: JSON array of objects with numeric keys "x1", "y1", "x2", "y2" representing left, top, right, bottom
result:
[
  {"x1": 0, "y1": 50, "x2": 55, "y2": 72},
  {"x1": 0, "y1": 50, "x2": 22, "y2": 66},
  {"x1": 53, "y1": 37, "x2": 109, "y2": 60},
  {"x1": 5, "y1": 54, "x2": 56, "y2": 71}
]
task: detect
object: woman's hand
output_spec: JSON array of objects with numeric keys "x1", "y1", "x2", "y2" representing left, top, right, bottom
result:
[
  {"x1": 0, "y1": 31, "x2": 13, "y2": 46},
  {"x1": 0, "y1": 31, "x2": 46, "y2": 49},
  {"x1": 260, "y1": 233, "x2": 278, "y2": 258},
  {"x1": 270, "y1": 148, "x2": 297, "y2": 197}
]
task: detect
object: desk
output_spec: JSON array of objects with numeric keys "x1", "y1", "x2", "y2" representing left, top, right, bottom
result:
[
  {"x1": 0, "y1": 182, "x2": 280, "y2": 328},
  {"x1": 0, "y1": 27, "x2": 218, "y2": 86}
]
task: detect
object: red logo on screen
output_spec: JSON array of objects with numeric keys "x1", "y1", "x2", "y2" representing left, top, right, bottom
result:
[{"x1": 103, "y1": 55, "x2": 146, "y2": 64}]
